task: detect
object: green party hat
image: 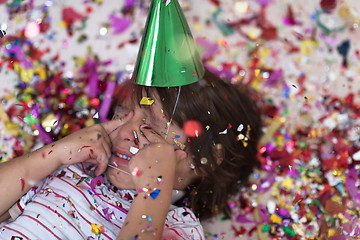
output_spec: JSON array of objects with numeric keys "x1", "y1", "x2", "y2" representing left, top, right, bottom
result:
[{"x1": 131, "y1": 0, "x2": 205, "y2": 87}]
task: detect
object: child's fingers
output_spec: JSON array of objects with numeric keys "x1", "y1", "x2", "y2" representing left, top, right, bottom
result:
[
  {"x1": 94, "y1": 153, "x2": 108, "y2": 176},
  {"x1": 101, "y1": 141, "x2": 111, "y2": 159},
  {"x1": 85, "y1": 149, "x2": 108, "y2": 176},
  {"x1": 101, "y1": 110, "x2": 134, "y2": 134}
]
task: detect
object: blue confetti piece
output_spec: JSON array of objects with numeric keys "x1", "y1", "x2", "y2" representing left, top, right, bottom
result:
[
  {"x1": 337, "y1": 40, "x2": 350, "y2": 67},
  {"x1": 88, "y1": 190, "x2": 92, "y2": 195},
  {"x1": 335, "y1": 182, "x2": 345, "y2": 195},
  {"x1": 175, "y1": 135, "x2": 180, "y2": 138},
  {"x1": 150, "y1": 189, "x2": 160, "y2": 199},
  {"x1": 147, "y1": 215, "x2": 151, "y2": 221}
]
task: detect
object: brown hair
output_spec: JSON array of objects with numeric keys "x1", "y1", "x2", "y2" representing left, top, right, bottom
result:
[{"x1": 111, "y1": 69, "x2": 262, "y2": 220}]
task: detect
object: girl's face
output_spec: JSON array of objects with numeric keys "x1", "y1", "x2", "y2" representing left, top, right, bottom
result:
[{"x1": 106, "y1": 93, "x2": 198, "y2": 190}]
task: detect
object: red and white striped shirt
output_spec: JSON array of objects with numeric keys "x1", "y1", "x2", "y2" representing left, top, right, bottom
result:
[{"x1": 0, "y1": 164, "x2": 204, "y2": 240}]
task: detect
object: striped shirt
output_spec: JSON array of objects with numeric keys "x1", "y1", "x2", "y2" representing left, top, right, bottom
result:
[{"x1": 0, "y1": 164, "x2": 204, "y2": 240}]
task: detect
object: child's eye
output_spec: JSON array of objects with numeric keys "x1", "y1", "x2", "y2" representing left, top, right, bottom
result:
[{"x1": 112, "y1": 106, "x2": 131, "y2": 120}]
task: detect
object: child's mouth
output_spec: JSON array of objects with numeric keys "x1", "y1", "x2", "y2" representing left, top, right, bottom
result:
[
  {"x1": 107, "y1": 152, "x2": 132, "y2": 175},
  {"x1": 114, "y1": 152, "x2": 131, "y2": 161}
]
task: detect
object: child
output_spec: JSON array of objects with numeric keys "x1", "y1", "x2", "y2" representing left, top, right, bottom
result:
[
  {"x1": 0, "y1": 68, "x2": 261, "y2": 239},
  {"x1": 0, "y1": 0, "x2": 262, "y2": 239}
]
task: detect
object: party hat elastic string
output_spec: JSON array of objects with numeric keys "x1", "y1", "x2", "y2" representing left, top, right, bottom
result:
[{"x1": 165, "y1": 86, "x2": 181, "y2": 140}]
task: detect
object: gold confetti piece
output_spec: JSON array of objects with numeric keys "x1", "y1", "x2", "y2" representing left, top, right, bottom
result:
[
  {"x1": 270, "y1": 214, "x2": 282, "y2": 225},
  {"x1": 91, "y1": 223, "x2": 104, "y2": 235},
  {"x1": 140, "y1": 97, "x2": 154, "y2": 106},
  {"x1": 41, "y1": 113, "x2": 57, "y2": 129},
  {"x1": 174, "y1": 139, "x2": 185, "y2": 150}
]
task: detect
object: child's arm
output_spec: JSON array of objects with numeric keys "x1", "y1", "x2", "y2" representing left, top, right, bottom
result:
[
  {"x1": 117, "y1": 141, "x2": 176, "y2": 239},
  {"x1": 0, "y1": 118, "x2": 126, "y2": 217},
  {"x1": 0, "y1": 211, "x2": 10, "y2": 223}
]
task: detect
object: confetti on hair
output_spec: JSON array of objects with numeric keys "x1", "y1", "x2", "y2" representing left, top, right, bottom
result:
[
  {"x1": 174, "y1": 138, "x2": 185, "y2": 150},
  {"x1": 183, "y1": 120, "x2": 203, "y2": 137},
  {"x1": 140, "y1": 97, "x2": 154, "y2": 106},
  {"x1": 245, "y1": 124, "x2": 251, "y2": 139},
  {"x1": 200, "y1": 157, "x2": 208, "y2": 164},
  {"x1": 219, "y1": 129, "x2": 227, "y2": 135}
]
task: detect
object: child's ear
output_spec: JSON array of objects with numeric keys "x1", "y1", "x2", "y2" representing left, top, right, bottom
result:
[
  {"x1": 213, "y1": 144, "x2": 224, "y2": 166},
  {"x1": 175, "y1": 149, "x2": 188, "y2": 160}
]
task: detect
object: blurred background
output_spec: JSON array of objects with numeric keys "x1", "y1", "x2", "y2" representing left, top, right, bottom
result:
[{"x1": 1, "y1": 0, "x2": 360, "y2": 239}]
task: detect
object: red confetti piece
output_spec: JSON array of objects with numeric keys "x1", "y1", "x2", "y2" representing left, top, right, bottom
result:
[
  {"x1": 183, "y1": 120, "x2": 203, "y2": 137},
  {"x1": 320, "y1": 0, "x2": 337, "y2": 12},
  {"x1": 131, "y1": 167, "x2": 140, "y2": 176},
  {"x1": 20, "y1": 178, "x2": 25, "y2": 191},
  {"x1": 252, "y1": 93, "x2": 260, "y2": 100}
]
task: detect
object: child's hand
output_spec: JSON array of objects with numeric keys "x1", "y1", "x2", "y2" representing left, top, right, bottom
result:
[
  {"x1": 128, "y1": 128, "x2": 183, "y2": 190},
  {"x1": 55, "y1": 117, "x2": 129, "y2": 176}
]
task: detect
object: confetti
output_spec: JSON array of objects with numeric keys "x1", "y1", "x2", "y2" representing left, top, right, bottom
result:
[
  {"x1": 183, "y1": 120, "x2": 203, "y2": 137},
  {"x1": 19, "y1": 178, "x2": 25, "y2": 191},
  {"x1": 150, "y1": 189, "x2": 160, "y2": 199},
  {"x1": 90, "y1": 223, "x2": 104, "y2": 235},
  {"x1": 130, "y1": 146, "x2": 139, "y2": 154},
  {"x1": 219, "y1": 129, "x2": 227, "y2": 135},
  {"x1": 1, "y1": 1, "x2": 360, "y2": 239},
  {"x1": 0, "y1": 30, "x2": 6, "y2": 38},
  {"x1": 131, "y1": 167, "x2": 140, "y2": 176},
  {"x1": 140, "y1": 97, "x2": 154, "y2": 106}
]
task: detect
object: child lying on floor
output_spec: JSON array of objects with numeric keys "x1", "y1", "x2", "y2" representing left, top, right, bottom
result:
[{"x1": 0, "y1": 69, "x2": 261, "y2": 239}]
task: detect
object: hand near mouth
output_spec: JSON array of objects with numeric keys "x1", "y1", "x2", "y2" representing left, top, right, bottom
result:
[{"x1": 54, "y1": 114, "x2": 132, "y2": 176}]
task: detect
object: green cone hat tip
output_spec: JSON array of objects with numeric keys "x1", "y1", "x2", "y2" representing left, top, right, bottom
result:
[{"x1": 131, "y1": 0, "x2": 205, "y2": 87}]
